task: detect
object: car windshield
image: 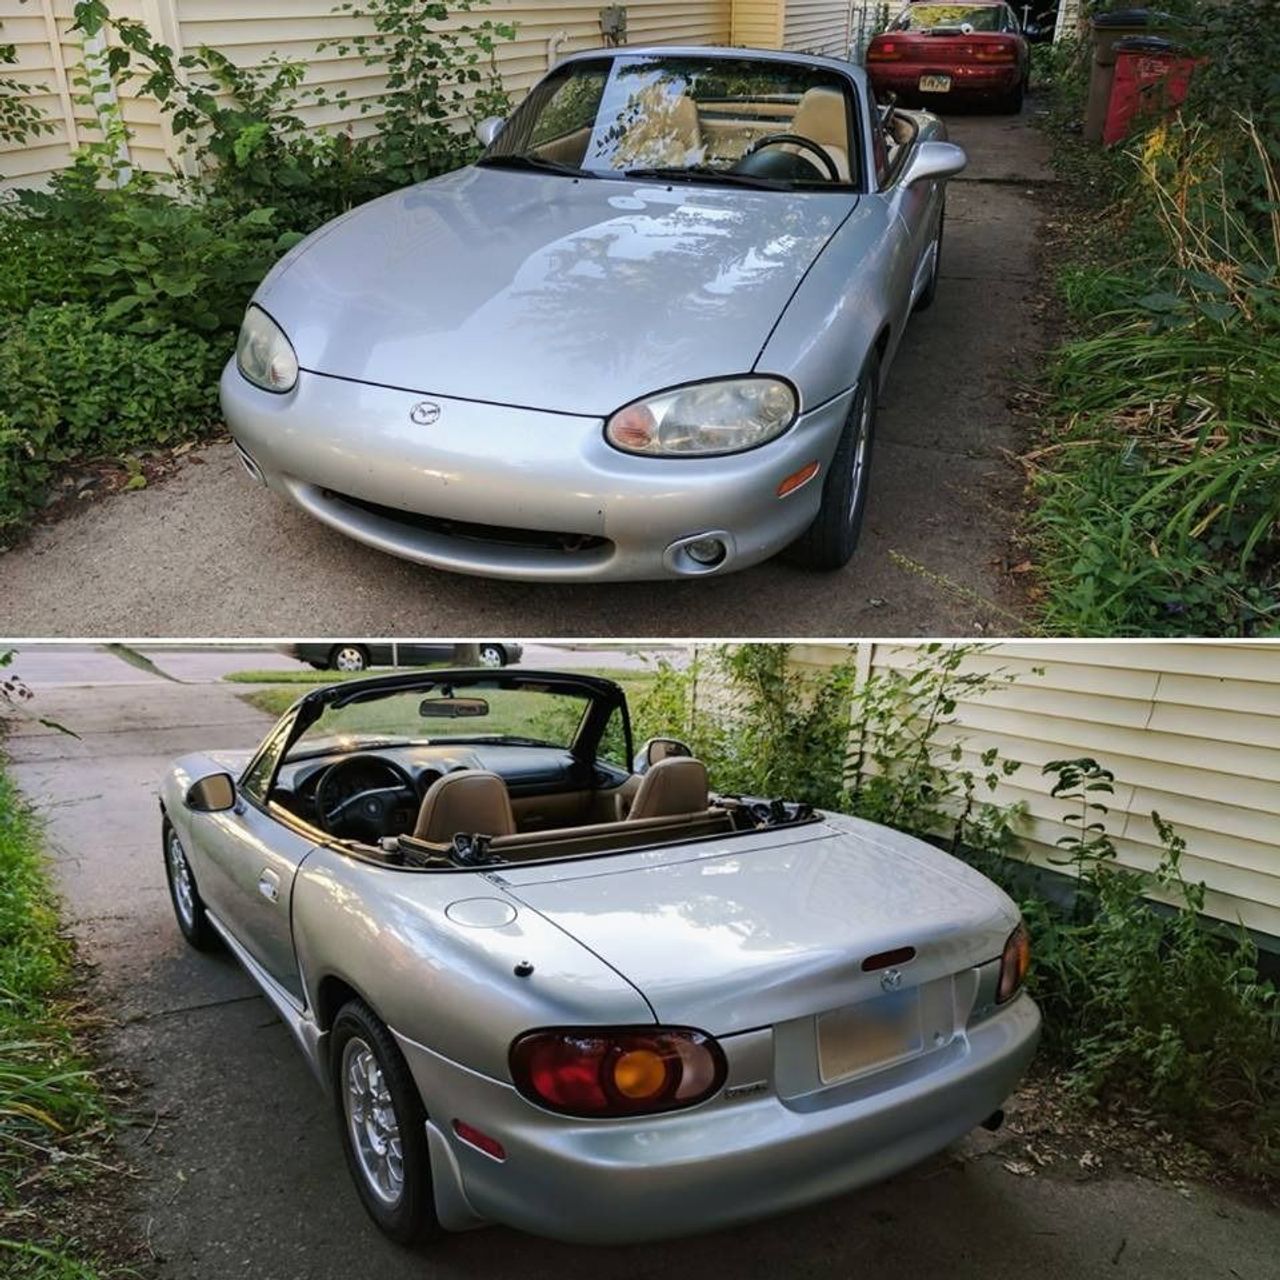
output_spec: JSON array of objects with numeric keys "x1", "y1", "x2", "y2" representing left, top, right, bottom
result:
[
  {"x1": 284, "y1": 684, "x2": 591, "y2": 760},
  {"x1": 480, "y1": 54, "x2": 857, "y2": 186},
  {"x1": 892, "y1": 5, "x2": 1003, "y2": 32}
]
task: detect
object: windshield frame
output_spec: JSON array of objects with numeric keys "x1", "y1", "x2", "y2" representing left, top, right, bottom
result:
[
  {"x1": 239, "y1": 668, "x2": 632, "y2": 815},
  {"x1": 479, "y1": 49, "x2": 868, "y2": 193}
]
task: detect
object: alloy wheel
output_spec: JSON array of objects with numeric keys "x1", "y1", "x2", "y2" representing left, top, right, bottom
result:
[
  {"x1": 478, "y1": 645, "x2": 504, "y2": 668},
  {"x1": 166, "y1": 829, "x2": 195, "y2": 929},
  {"x1": 342, "y1": 1037, "x2": 404, "y2": 1207},
  {"x1": 846, "y1": 388, "x2": 874, "y2": 525}
]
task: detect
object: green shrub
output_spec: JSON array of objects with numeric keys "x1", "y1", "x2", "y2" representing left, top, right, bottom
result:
[{"x1": 0, "y1": 305, "x2": 220, "y2": 538}]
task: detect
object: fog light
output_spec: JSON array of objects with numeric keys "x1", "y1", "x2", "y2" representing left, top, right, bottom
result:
[{"x1": 685, "y1": 537, "x2": 726, "y2": 566}]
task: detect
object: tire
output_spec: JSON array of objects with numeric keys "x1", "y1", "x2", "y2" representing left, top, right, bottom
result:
[
  {"x1": 162, "y1": 818, "x2": 218, "y2": 952},
  {"x1": 477, "y1": 644, "x2": 506, "y2": 668},
  {"x1": 329, "y1": 644, "x2": 369, "y2": 673},
  {"x1": 785, "y1": 349, "x2": 879, "y2": 571},
  {"x1": 1002, "y1": 78, "x2": 1025, "y2": 114},
  {"x1": 330, "y1": 999, "x2": 438, "y2": 1248},
  {"x1": 913, "y1": 202, "x2": 944, "y2": 312}
]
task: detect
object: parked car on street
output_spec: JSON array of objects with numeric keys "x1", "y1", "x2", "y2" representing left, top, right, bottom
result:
[
  {"x1": 160, "y1": 668, "x2": 1040, "y2": 1246},
  {"x1": 223, "y1": 46, "x2": 966, "y2": 581},
  {"x1": 278, "y1": 641, "x2": 521, "y2": 672},
  {"x1": 866, "y1": 2, "x2": 1031, "y2": 113}
]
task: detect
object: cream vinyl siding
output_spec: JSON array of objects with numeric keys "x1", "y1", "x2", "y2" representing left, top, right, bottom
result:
[
  {"x1": 3, "y1": 0, "x2": 734, "y2": 186},
  {"x1": 730, "y1": 0, "x2": 784, "y2": 48},
  {"x1": 782, "y1": 0, "x2": 851, "y2": 56},
  {"x1": 698, "y1": 643, "x2": 1280, "y2": 941}
]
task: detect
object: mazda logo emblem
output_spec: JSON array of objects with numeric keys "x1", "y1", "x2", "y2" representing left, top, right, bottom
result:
[
  {"x1": 880, "y1": 968, "x2": 903, "y2": 992},
  {"x1": 409, "y1": 401, "x2": 441, "y2": 426}
]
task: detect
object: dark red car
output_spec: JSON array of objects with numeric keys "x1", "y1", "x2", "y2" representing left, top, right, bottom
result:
[{"x1": 866, "y1": 2, "x2": 1031, "y2": 113}]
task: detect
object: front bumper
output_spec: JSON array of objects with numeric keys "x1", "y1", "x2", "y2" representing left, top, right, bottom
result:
[
  {"x1": 395, "y1": 992, "x2": 1040, "y2": 1244},
  {"x1": 220, "y1": 363, "x2": 852, "y2": 582}
]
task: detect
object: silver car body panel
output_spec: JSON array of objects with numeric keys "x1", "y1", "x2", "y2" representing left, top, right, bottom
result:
[
  {"x1": 160, "y1": 744, "x2": 1039, "y2": 1244},
  {"x1": 222, "y1": 48, "x2": 958, "y2": 581}
]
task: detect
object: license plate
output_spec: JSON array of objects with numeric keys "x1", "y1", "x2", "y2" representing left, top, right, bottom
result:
[
  {"x1": 817, "y1": 989, "x2": 923, "y2": 1083},
  {"x1": 918, "y1": 75, "x2": 952, "y2": 93}
]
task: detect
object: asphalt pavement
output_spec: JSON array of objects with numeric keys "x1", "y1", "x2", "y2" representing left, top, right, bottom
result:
[
  {"x1": 0, "y1": 109, "x2": 1051, "y2": 638},
  {"x1": 6, "y1": 650, "x2": 1278, "y2": 1279}
]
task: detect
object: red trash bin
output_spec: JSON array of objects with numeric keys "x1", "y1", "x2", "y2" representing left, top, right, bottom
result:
[{"x1": 1103, "y1": 35, "x2": 1200, "y2": 145}]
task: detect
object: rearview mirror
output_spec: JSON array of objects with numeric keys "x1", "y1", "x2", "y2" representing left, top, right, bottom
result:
[
  {"x1": 185, "y1": 773, "x2": 236, "y2": 813},
  {"x1": 632, "y1": 736, "x2": 692, "y2": 775},
  {"x1": 901, "y1": 140, "x2": 967, "y2": 188},
  {"x1": 475, "y1": 116, "x2": 505, "y2": 147},
  {"x1": 420, "y1": 696, "x2": 490, "y2": 719}
]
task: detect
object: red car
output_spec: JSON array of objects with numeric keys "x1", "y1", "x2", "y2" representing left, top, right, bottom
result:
[{"x1": 866, "y1": 2, "x2": 1031, "y2": 114}]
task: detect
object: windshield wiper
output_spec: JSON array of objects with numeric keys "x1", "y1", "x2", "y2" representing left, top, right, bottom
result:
[
  {"x1": 477, "y1": 153, "x2": 596, "y2": 179},
  {"x1": 623, "y1": 164, "x2": 788, "y2": 191}
]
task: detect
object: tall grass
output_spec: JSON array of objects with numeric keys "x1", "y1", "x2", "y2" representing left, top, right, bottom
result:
[
  {"x1": 0, "y1": 766, "x2": 113, "y2": 1276},
  {"x1": 1033, "y1": 116, "x2": 1280, "y2": 635}
]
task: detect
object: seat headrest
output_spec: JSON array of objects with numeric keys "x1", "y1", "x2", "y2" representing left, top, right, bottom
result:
[
  {"x1": 627, "y1": 757, "x2": 709, "y2": 821},
  {"x1": 413, "y1": 770, "x2": 516, "y2": 843},
  {"x1": 791, "y1": 86, "x2": 848, "y2": 148}
]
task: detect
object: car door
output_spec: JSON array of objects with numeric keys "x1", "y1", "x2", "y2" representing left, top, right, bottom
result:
[
  {"x1": 190, "y1": 715, "x2": 319, "y2": 1002},
  {"x1": 880, "y1": 121, "x2": 943, "y2": 320}
]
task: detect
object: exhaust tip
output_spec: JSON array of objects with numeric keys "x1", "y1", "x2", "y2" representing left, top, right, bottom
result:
[{"x1": 981, "y1": 1108, "x2": 1005, "y2": 1132}]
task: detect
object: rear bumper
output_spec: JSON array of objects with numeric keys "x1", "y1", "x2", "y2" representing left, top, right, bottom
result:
[
  {"x1": 221, "y1": 362, "x2": 851, "y2": 582},
  {"x1": 395, "y1": 992, "x2": 1040, "y2": 1244},
  {"x1": 869, "y1": 63, "x2": 1021, "y2": 97}
]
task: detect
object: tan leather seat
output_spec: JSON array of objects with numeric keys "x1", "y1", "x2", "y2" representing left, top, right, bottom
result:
[
  {"x1": 413, "y1": 770, "x2": 515, "y2": 842},
  {"x1": 787, "y1": 86, "x2": 851, "y2": 181},
  {"x1": 609, "y1": 89, "x2": 703, "y2": 169},
  {"x1": 626, "y1": 757, "x2": 709, "y2": 821}
]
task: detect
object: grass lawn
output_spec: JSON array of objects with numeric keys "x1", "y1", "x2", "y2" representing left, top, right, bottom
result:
[{"x1": 0, "y1": 764, "x2": 119, "y2": 1278}]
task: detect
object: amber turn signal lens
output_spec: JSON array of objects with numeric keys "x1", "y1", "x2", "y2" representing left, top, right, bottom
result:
[
  {"x1": 613, "y1": 1048, "x2": 668, "y2": 1099},
  {"x1": 777, "y1": 461, "x2": 820, "y2": 497},
  {"x1": 996, "y1": 922, "x2": 1031, "y2": 1004}
]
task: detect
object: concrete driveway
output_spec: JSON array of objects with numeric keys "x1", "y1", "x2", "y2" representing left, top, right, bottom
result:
[
  {"x1": 6, "y1": 649, "x2": 1277, "y2": 1279},
  {"x1": 0, "y1": 110, "x2": 1049, "y2": 639}
]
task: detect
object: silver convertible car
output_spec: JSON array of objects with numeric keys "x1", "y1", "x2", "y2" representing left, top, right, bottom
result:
[
  {"x1": 160, "y1": 669, "x2": 1039, "y2": 1246},
  {"x1": 222, "y1": 46, "x2": 966, "y2": 581}
]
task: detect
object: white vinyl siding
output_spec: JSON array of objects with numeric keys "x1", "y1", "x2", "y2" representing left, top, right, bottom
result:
[
  {"x1": 731, "y1": 0, "x2": 784, "y2": 48},
  {"x1": 696, "y1": 643, "x2": 1280, "y2": 941},
  {"x1": 2, "y1": 0, "x2": 734, "y2": 186},
  {"x1": 782, "y1": 0, "x2": 852, "y2": 57}
]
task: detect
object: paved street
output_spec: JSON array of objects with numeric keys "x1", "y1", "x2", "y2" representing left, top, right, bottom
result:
[
  {"x1": 5, "y1": 647, "x2": 1277, "y2": 1280},
  {"x1": 0, "y1": 109, "x2": 1050, "y2": 638}
]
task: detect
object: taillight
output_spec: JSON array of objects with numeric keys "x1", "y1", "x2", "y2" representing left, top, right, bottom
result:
[
  {"x1": 866, "y1": 40, "x2": 900, "y2": 62},
  {"x1": 510, "y1": 1027, "x2": 727, "y2": 1117},
  {"x1": 997, "y1": 922, "x2": 1031, "y2": 1003},
  {"x1": 975, "y1": 43, "x2": 1018, "y2": 62}
]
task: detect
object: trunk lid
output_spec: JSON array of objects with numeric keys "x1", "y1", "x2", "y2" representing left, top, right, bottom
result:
[
  {"x1": 258, "y1": 166, "x2": 856, "y2": 417},
  {"x1": 497, "y1": 815, "x2": 1016, "y2": 1037}
]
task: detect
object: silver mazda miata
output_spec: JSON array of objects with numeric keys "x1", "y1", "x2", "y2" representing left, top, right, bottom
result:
[
  {"x1": 222, "y1": 46, "x2": 966, "y2": 581},
  {"x1": 160, "y1": 669, "x2": 1039, "y2": 1246}
]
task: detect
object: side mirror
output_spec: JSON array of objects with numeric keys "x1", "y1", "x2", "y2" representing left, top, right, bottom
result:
[
  {"x1": 632, "y1": 736, "x2": 693, "y2": 775},
  {"x1": 901, "y1": 140, "x2": 967, "y2": 187},
  {"x1": 475, "y1": 116, "x2": 505, "y2": 148},
  {"x1": 185, "y1": 772, "x2": 237, "y2": 813}
]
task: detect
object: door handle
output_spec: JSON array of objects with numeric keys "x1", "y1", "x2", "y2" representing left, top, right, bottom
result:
[{"x1": 258, "y1": 868, "x2": 280, "y2": 904}]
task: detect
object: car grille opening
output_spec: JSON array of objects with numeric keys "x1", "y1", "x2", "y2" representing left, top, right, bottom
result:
[{"x1": 324, "y1": 490, "x2": 610, "y2": 556}]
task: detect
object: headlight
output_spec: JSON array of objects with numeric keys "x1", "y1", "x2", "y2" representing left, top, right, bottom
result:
[
  {"x1": 235, "y1": 305, "x2": 299, "y2": 393},
  {"x1": 605, "y1": 376, "x2": 797, "y2": 457}
]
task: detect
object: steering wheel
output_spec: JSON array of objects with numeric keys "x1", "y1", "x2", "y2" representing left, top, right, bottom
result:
[
  {"x1": 742, "y1": 133, "x2": 840, "y2": 182},
  {"x1": 315, "y1": 756, "x2": 418, "y2": 841}
]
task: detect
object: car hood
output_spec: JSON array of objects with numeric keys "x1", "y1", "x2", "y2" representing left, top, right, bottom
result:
[
  {"x1": 498, "y1": 815, "x2": 1017, "y2": 1036},
  {"x1": 259, "y1": 166, "x2": 857, "y2": 417}
]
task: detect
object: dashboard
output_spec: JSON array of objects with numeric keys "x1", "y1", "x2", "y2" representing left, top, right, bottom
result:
[{"x1": 272, "y1": 741, "x2": 610, "y2": 835}]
